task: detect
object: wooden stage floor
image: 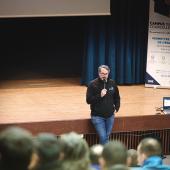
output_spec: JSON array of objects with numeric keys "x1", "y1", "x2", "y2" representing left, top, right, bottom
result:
[{"x1": 0, "y1": 78, "x2": 170, "y2": 124}]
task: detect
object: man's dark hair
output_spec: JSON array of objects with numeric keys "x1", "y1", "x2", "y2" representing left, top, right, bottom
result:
[
  {"x1": 0, "y1": 126, "x2": 34, "y2": 170},
  {"x1": 59, "y1": 132, "x2": 90, "y2": 170},
  {"x1": 33, "y1": 133, "x2": 61, "y2": 170},
  {"x1": 102, "y1": 140, "x2": 127, "y2": 166},
  {"x1": 34, "y1": 133, "x2": 60, "y2": 162}
]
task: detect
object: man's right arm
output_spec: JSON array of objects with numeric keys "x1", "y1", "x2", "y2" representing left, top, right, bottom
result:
[{"x1": 86, "y1": 83, "x2": 102, "y2": 104}]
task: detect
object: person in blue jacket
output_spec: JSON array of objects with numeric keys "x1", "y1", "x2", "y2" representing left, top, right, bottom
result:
[{"x1": 136, "y1": 137, "x2": 170, "y2": 170}]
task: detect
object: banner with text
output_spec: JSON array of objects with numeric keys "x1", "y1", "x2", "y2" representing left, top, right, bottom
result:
[{"x1": 145, "y1": 0, "x2": 170, "y2": 88}]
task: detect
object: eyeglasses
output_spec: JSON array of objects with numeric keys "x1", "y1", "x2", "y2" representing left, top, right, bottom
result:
[{"x1": 99, "y1": 72, "x2": 108, "y2": 75}]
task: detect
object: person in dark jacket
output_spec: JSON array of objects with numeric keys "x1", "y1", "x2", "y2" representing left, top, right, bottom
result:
[{"x1": 86, "y1": 65, "x2": 120, "y2": 144}]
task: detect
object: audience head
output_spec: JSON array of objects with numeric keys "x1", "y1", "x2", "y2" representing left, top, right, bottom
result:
[
  {"x1": 59, "y1": 132, "x2": 90, "y2": 170},
  {"x1": 100, "y1": 140, "x2": 127, "y2": 169},
  {"x1": 0, "y1": 126, "x2": 34, "y2": 170},
  {"x1": 90, "y1": 144, "x2": 103, "y2": 164},
  {"x1": 59, "y1": 132, "x2": 89, "y2": 161},
  {"x1": 30, "y1": 132, "x2": 61, "y2": 170},
  {"x1": 34, "y1": 133, "x2": 61, "y2": 162},
  {"x1": 137, "y1": 137, "x2": 162, "y2": 165},
  {"x1": 127, "y1": 149, "x2": 138, "y2": 167}
]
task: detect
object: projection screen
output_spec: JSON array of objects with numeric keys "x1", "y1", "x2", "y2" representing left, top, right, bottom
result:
[{"x1": 0, "y1": 0, "x2": 110, "y2": 18}]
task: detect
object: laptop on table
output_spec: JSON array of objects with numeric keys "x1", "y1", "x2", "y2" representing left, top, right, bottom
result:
[{"x1": 163, "y1": 97, "x2": 170, "y2": 114}]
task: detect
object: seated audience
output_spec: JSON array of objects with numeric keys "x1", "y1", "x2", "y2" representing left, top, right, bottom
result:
[
  {"x1": 89, "y1": 144, "x2": 103, "y2": 170},
  {"x1": 0, "y1": 126, "x2": 34, "y2": 170}
]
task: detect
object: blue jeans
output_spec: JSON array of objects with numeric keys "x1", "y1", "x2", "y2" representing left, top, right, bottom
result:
[{"x1": 91, "y1": 114, "x2": 114, "y2": 145}]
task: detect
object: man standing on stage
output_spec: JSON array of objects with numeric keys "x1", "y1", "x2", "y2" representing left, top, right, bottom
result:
[{"x1": 86, "y1": 65, "x2": 120, "y2": 144}]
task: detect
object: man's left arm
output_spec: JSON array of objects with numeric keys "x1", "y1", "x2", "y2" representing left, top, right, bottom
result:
[{"x1": 114, "y1": 85, "x2": 120, "y2": 112}]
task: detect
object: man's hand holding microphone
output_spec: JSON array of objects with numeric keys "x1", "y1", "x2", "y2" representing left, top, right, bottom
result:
[{"x1": 101, "y1": 79, "x2": 107, "y2": 97}]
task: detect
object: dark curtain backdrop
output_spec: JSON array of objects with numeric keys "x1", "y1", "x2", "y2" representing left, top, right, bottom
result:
[
  {"x1": 0, "y1": 0, "x2": 149, "y2": 84},
  {"x1": 82, "y1": 0, "x2": 150, "y2": 85},
  {"x1": 0, "y1": 17, "x2": 85, "y2": 80}
]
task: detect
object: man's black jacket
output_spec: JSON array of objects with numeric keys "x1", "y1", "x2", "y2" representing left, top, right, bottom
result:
[{"x1": 86, "y1": 78, "x2": 120, "y2": 118}]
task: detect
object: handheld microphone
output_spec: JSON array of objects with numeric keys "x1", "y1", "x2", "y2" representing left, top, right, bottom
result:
[{"x1": 103, "y1": 79, "x2": 106, "y2": 89}]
